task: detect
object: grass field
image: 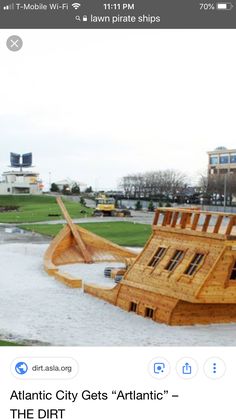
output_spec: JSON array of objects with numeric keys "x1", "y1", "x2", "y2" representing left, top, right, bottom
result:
[
  {"x1": 0, "y1": 340, "x2": 20, "y2": 346},
  {"x1": 21, "y1": 221, "x2": 152, "y2": 247},
  {"x1": 0, "y1": 195, "x2": 92, "y2": 223}
]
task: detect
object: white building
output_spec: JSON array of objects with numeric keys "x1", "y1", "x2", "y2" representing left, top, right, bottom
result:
[{"x1": 0, "y1": 170, "x2": 43, "y2": 195}]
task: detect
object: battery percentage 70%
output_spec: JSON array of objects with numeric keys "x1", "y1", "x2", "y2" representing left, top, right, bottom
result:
[{"x1": 199, "y1": 3, "x2": 215, "y2": 9}]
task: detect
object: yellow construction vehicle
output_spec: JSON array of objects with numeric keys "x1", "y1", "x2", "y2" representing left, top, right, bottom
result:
[{"x1": 93, "y1": 194, "x2": 131, "y2": 217}]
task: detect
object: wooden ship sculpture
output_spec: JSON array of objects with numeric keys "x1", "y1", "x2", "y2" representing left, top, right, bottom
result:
[
  {"x1": 84, "y1": 208, "x2": 236, "y2": 325},
  {"x1": 44, "y1": 197, "x2": 136, "y2": 287}
]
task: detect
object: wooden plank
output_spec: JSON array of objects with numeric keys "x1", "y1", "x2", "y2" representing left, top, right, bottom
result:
[
  {"x1": 153, "y1": 210, "x2": 160, "y2": 226},
  {"x1": 155, "y1": 207, "x2": 234, "y2": 217},
  {"x1": 171, "y1": 211, "x2": 179, "y2": 227},
  {"x1": 202, "y1": 214, "x2": 211, "y2": 232},
  {"x1": 180, "y1": 212, "x2": 188, "y2": 229},
  {"x1": 56, "y1": 197, "x2": 92, "y2": 263},
  {"x1": 226, "y1": 216, "x2": 236, "y2": 236},
  {"x1": 213, "y1": 215, "x2": 223, "y2": 234},
  {"x1": 153, "y1": 225, "x2": 226, "y2": 241},
  {"x1": 191, "y1": 213, "x2": 200, "y2": 230},
  {"x1": 162, "y1": 211, "x2": 169, "y2": 226},
  {"x1": 166, "y1": 211, "x2": 173, "y2": 225}
]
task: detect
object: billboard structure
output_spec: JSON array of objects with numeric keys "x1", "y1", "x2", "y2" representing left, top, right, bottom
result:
[{"x1": 10, "y1": 152, "x2": 33, "y2": 169}]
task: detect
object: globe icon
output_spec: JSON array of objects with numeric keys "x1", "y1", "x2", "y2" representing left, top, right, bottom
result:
[{"x1": 15, "y1": 362, "x2": 28, "y2": 375}]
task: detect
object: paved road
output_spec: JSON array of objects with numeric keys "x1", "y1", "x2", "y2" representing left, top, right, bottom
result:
[
  {"x1": 0, "y1": 210, "x2": 155, "y2": 227},
  {"x1": 0, "y1": 226, "x2": 50, "y2": 244}
]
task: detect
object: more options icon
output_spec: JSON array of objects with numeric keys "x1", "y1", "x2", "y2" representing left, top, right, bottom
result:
[{"x1": 204, "y1": 357, "x2": 226, "y2": 379}]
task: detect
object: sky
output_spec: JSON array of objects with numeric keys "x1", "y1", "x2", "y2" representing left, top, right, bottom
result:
[{"x1": 0, "y1": 29, "x2": 235, "y2": 190}]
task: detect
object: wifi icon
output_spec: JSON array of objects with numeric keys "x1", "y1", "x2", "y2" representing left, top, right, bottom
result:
[{"x1": 72, "y1": 2, "x2": 81, "y2": 9}]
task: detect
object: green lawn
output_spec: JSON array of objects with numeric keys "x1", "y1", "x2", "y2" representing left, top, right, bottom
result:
[
  {"x1": 21, "y1": 221, "x2": 152, "y2": 247},
  {"x1": 0, "y1": 340, "x2": 20, "y2": 346},
  {"x1": 0, "y1": 195, "x2": 92, "y2": 223}
]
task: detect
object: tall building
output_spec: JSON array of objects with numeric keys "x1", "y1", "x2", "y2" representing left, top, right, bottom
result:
[
  {"x1": 207, "y1": 146, "x2": 236, "y2": 176},
  {"x1": 207, "y1": 147, "x2": 236, "y2": 202}
]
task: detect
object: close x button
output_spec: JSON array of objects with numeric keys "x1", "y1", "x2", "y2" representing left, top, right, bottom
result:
[{"x1": 6, "y1": 35, "x2": 23, "y2": 51}]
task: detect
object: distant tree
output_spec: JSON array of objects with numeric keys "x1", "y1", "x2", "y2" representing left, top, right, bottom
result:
[
  {"x1": 50, "y1": 183, "x2": 59, "y2": 193},
  {"x1": 80, "y1": 197, "x2": 86, "y2": 206},
  {"x1": 85, "y1": 186, "x2": 93, "y2": 193},
  {"x1": 198, "y1": 171, "x2": 208, "y2": 195},
  {"x1": 71, "y1": 184, "x2": 80, "y2": 195},
  {"x1": 148, "y1": 200, "x2": 155, "y2": 212},
  {"x1": 135, "y1": 200, "x2": 143, "y2": 210},
  {"x1": 120, "y1": 169, "x2": 188, "y2": 199}
]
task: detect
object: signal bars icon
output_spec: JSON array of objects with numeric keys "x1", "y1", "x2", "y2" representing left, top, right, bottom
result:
[
  {"x1": 72, "y1": 3, "x2": 81, "y2": 9},
  {"x1": 3, "y1": 3, "x2": 14, "y2": 10}
]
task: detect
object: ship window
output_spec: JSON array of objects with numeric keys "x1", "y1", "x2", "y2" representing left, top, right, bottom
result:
[
  {"x1": 165, "y1": 250, "x2": 184, "y2": 271},
  {"x1": 148, "y1": 247, "x2": 166, "y2": 268},
  {"x1": 145, "y1": 307, "x2": 154, "y2": 318},
  {"x1": 184, "y1": 253, "x2": 204, "y2": 276},
  {"x1": 230, "y1": 262, "x2": 236, "y2": 280},
  {"x1": 130, "y1": 302, "x2": 137, "y2": 312}
]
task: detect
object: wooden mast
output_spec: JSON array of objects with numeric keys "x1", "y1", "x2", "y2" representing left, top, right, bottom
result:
[{"x1": 56, "y1": 197, "x2": 92, "y2": 263}]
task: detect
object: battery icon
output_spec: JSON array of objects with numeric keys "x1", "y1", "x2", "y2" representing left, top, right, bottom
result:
[{"x1": 216, "y1": 2, "x2": 234, "y2": 9}]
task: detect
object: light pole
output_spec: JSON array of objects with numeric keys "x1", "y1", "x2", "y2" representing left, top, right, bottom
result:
[
  {"x1": 223, "y1": 173, "x2": 227, "y2": 212},
  {"x1": 223, "y1": 172, "x2": 232, "y2": 212},
  {"x1": 49, "y1": 172, "x2": 52, "y2": 192}
]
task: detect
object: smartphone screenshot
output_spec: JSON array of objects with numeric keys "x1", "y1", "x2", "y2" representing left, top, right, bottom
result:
[{"x1": 1, "y1": 1, "x2": 236, "y2": 418}]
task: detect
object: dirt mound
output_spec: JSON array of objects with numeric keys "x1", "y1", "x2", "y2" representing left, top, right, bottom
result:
[{"x1": 0, "y1": 206, "x2": 19, "y2": 212}]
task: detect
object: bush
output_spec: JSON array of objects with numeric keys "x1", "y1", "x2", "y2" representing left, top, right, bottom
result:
[
  {"x1": 148, "y1": 200, "x2": 155, "y2": 212},
  {"x1": 71, "y1": 184, "x2": 80, "y2": 195},
  {"x1": 50, "y1": 183, "x2": 59, "y2": 192},
  {"x1": 80, "y1": 197, "x2": 86, "y2": 206},
  {"x1": 135, "y1": 200, "x2": 143, "y2": 210},
  {"x1": 85, "y1": 186, "x2": 93, "y2": 193}
]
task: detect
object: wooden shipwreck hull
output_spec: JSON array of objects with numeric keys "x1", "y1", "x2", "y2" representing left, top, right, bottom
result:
[
  {"x1": 44, "y1": 197, "x2": 136, "y2": 287},
  {"x1": 84, "y1": 208, "x2": 236, "y2": 325}
]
